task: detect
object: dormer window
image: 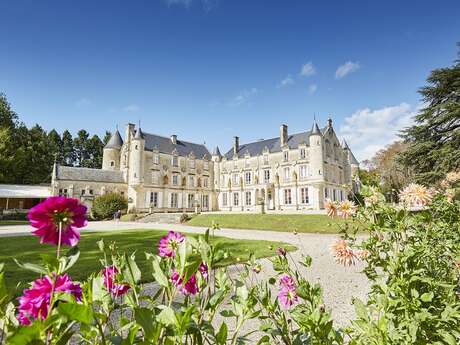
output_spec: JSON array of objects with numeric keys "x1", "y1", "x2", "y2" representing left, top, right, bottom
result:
[
  {"x1": 153, "y1": 154, "x2": 159, "y2": 165},
  {"x1": 283, "y1": 151, "x2": 289, "y2": 162},
  {"x1": 172, "y1": 155, "x2": 178, "y2": 167},
  {"x1": 300, "y1": 148, "x2": 306, "y2": 159},
  {"x1": 263, "y1": 154, "x2": 269, "y2": 165}
]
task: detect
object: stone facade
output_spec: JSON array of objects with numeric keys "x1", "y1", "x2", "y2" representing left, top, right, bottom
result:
[{"x1": 51, "y1": 119, "x2": 359, "y2": 212}]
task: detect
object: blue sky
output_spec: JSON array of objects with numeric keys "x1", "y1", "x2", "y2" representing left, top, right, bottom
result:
[{"x1": 1, "y1": 0, "x2": 459, "y2": 160}]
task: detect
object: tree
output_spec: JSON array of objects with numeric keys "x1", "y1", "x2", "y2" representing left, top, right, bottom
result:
[
  {"x1": 61, "y1": 130, "x2": 75, "y2": 166},
  {"x1": 0, "y1": 93, "x2": 18, "y2": 129},
  {"x1": 85, "y1": 135, "x2": 104, "y2": 168},
  {"x1": 48, "y1": 129, "x2": 63, "y2": 164},
  {"x1": 73, "y1": 130, "x2": 90, "y2": 167},
  {"x1": 400, "y1": 44, "x2": 460, "y2": 184},
  {"x1": 103, "y1": 131, "x2": 112, "y2": 145},
  {"x1": 371, "y1": 141, "x2": 411, "y2": 193}
]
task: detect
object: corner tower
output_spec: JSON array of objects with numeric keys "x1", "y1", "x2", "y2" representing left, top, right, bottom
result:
[
  {"x1": 129, "y1": 126, "x2": 145, "y2": 186},
  {"x1": 102, "y1": 129, "x2": 123, "y2": 170},
  {"x1": 309, "y1": 121, "x2": 324, "y2": 180}
]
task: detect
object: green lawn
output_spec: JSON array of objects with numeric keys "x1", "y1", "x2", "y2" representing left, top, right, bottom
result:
[
  {"x1": 187, "y1": 214, "x2": 349, "y2": 233},
  {"x1": 0, "y1": 229, "x2": 295, "y2": 289},
  {"x1": 0, "y1": 220, "x2": 29, "y2": 226}
]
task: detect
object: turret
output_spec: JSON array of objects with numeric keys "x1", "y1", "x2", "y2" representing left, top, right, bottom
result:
[
  {"x1": 102, "y1": 129, "x2": 123, "y2": 170},
  {"x1": 309, "y1": 120, "x2": 324, "y2": 180},
  {"x1": 129, "y1": 126, "x2": 145, "y2": 185}
]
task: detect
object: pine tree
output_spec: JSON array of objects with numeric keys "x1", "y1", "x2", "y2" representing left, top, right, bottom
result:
[
  {"x1": 85, "y1": 135, "x2": 104, "y2": 168},
  {"x1": 400, "y1": 44, "x2": 460, "y2": 183},
  {"x1": 74, "y1": 130, "x2": 90, "y2": 167},
  {"x1": 48, "y1": 129, "x2": 63, "y2": 163},
  {"x1": 61, "y1": 130, "x2": 75, "y2": 166}
]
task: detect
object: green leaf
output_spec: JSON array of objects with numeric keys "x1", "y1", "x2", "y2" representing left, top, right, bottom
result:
[
  {"x1": 157, "y1": 306, "x2": 177, "y2": 327},
  {"x1": 134, "y1": 307, "x2": 156, "y2": 339},
  {"x1": 420, "y1": 292, "x2": 434, "y2": 302},
  {"x1": 149, "y1": 256, "x2": 169, "y2": 287},
  {"x1": 62, "y1": 246, "x2": 80, "y2": 272},
  {"x1": 14, "y1": 259, "x2": 48, "y2": 275},
  {"x1": 123, "y1": 253, "x2": 141, "y2": 286},
  {"x1": 57, "y1": 302, "x2": 94, "y2": 324},
  {"x1": 7, "y1": 321, "x2": 43, "y2": 345},
  {"x1": 216, "y1": 322, "x2": 228, "y2": 345}
]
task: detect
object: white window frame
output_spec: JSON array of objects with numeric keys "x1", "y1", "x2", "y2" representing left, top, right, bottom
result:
[
  {"x1": 203, "y1": 177, "x2": 209, "y2": 188},
  {"x1": 283, "y1": 151, "x2": 289, "y2": 162},
  {"x1": 300, "y1": 148, "x2": 306, "y2": 159},
  {"x1": 150, "y1": 192, "x2": 158, "y2": 207},
  {"x1": 153, "y1": 154, "x2": 159, "y2": 165},
  {"x1": 188, "y1": 194, "x2": 195, "y2": 208},
  {"x1": 245, "y1": 191, "x2": 252, "y2": 206},
  {"x1": 170, "y1": 193, "x2": 178, "y2": 208},
  {"x1": 300, "y1": 187, "x2": 309, "y2": 204},
  {"x1": 299, "y1": 165, "x2": 308, "y2": 180},
  {"x1": 232, "y1": 173, "x2": 239, "y2": 186},
  {"x1": 172, "y1": 174, "x2": 179, "y2": 186},
  {"x1": 233, "y1": 192, "x2": 239, "y2": 206},
  {"x1": 172, "y1": 155, "x2": 178, "y2": 167},
  {"x1": 189, "y1": 159, "x2": 195, "y2": 169},
  {"x1": 203, "y1": 161, "x2": 209, "y2": 170},
  {"x1": 264, "y1": 169, "x2": 270, "y2": 183},
  {"x1": 284, "y1": 189, "x2": 292, "y2": 205},
  {"x1": 188, "y1": 175, "x2": 195, "y2": 187},
  {"x1": 263, "y1": 155, "x2": 269, "y2": 165},
  {"x1": 244, "y1": 172, "x2": 252, "y2": 185},
  {"x1": 284, "y1": 167, "x2": 290, "y2": 181}
]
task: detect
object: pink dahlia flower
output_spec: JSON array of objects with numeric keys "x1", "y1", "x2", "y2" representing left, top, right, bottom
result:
[
  {"x1": 17, "y1": 273, "x2": 82, "y2": 325},
  {"x1": 102, "y1": 266, "x2": 130, "y2": 297},
  {"x1": 324, "y1": 199, "x2": 338, "y2": 217},
  {"x1": 28, "y1": 196, "x2": 87, "y2": 247},
  {"x1": 330, "y1": 239, "x2": 358, "y2": 266},
  {"x1": 171, "y1": 270, "x2": 199, "y2": 295},
  {"x1": 278, "y1": 286, "x2": 299, "y2": 309},
  {"x1": 158, "y1": 231, "x2": 185, "y2": 257},
  {"x1": 338, "y1": 200, "x2": 357, "y2": 219},
  {"x1": 278, "y1": 275, "x2": 298, "y2": 309}
]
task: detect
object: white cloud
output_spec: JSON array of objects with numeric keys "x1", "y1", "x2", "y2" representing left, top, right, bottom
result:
[
  {"x1": 308, "y1": 84, "x2": 317, "y2": 94},
  {"x1": 300, "y1": 62, "x2": 316, "y2": 77},
  {"x1": 335, "y1": 61, "x2": 360, "y2": 79},
  {"x1": 122, "y1": 104, "x2": 141, "y2": 113},
  {"x1": 228, "y1": 88, "x2": 258, "y2": 107},
  {"x1": 339, "y1": 103, "x2": 417, "y2": 161},
  {"x1": 165, "y1": 0, "x2": 193, "y2": 6},
  {"x1": 76, "y1": 98, "x2": 91, "y2": 107},
  {"x1": 165, "y1": 0, "x2": 217, "y2": 10},
  {"x1": 278, "y1": 75, "x2": 295, "y2": 88}
]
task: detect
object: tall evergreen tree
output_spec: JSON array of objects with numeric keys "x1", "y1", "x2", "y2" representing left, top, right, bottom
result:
[
  {"x1": 103, "y1": 130, "x2": 112, "y2": 145},
  {"x1": 400, "y1": 44, "x2": 460, "y2": 183},
  {"x1": 48, "y1": 129, "x2": 64, "y2": 164},
  {"x1": 85, "y1": 135, "x2": 104, "y2": 168},
  {"x1": 61, "y1": 130, "x2": 75, "y2": 166},
  {"x1": 73, "y1": 129, "x2": 90, "y2": 167},
  {"x1": 0, "y1": 93, "x2": 18, "y2": 129}
]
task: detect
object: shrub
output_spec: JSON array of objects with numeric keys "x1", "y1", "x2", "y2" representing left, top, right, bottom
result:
[
  {"x1": 91, "y1": 192, "x2": 127, "y2": 220},
  {"x1": 179, "y1": 213, "x2": 190, "y2": 223}
]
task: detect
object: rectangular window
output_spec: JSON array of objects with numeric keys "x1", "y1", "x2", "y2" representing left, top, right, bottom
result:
[
  {"x1": 340, "y1": 190, "x2": 344, "y2": 201},
  {"x1": 324, "y1": 188, "x2": 329, "y2": 199},
  {"x1": 189, "y1": 159, "x2": 195, "y2": 169},
  {"x1": 59, "y1": 189, "x2": 68, "y2": 197},
  {"x1": 300, "y1": 187, "x2": 309, "y2": 204},
  {"x1": 188, "y1": 194, "x2": 195, "y2": 208},
  {"x1": 170, "y1": 193, "x2": 178, "y2": 208},
  {"x1": 153, "y1": 154, "x2": 159, "y2": 164},
  {"x1": 150, "y1": 192, "x2": 158, "y2": 207},
  {"x1": 263, "y1": 155, "x2": 269, "y2": 165},
  {"x1": 264, "y1": 169, "x2": 270, "y2": 183},
  {"x1": 188, "y1": 175, "x2": 194, "y2": 187},
  {"x1": 89, "y1": 189, "x2": 93, "y2": 195},
  {"x1": 284, "y1": 189, "x2": 292, "y2": 205},
  {"x1": 202, "y1": 195, "x2": 209, "y2": 209},
  {"x1": 81, "y1": 189, "x2": 85, "y2": 196},
  {"x1": 172, "y1": 155, "x2": 178, "y2": 167},
  {"x1": 233, "y1": 192, "x2": 239, "y2": 206},
  {"x1": 244, "y1": 172, "x2": 252, "y2": 185},
  {"x1": 283, "y1": 151, "x2": 289, "y2": 162},
  {"x1": 300, "y1": 148, "x2": 306, "y2": 159},
  {"x1": 333, "y1": 189, "x2": 337, "y2": 201},
  {"x1": 284, "y1": 167, "x2": 290, "y2": 181},
  {"x1": 222, "y1": 193, "x2": 228, "y2": 206},
  {"x1": 232, "y1": 174, "x2": 239, "y2": 186},
  {"x1": 204, "y1": 161, "x2": 209, "y2": 170},
  {"x1": 203, "y1": 177, "x2": 208, "y2": 188},
  {"x1": 172, "y1": 174, "x2": 179, "y2": 186},
  {"x1": 299, "y1": 165, "x2": 308, "y2": 179},
  {"x1": 245, "y1": 191, "x2": 252, "y2": 206}
]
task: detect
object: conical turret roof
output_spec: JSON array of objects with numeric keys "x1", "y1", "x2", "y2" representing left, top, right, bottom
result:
[
  {"x1": 212, "y1": 146, "x2": 222, "y2": 157},
  {"x1": 311, "y1": 121, "x2": 321, "y2": 135},
  {"x1": 104, "y1": 130, "x2": 123, "y2": 149},
  {"x1": 134, "y1": 127, "x2": 144, "y2": 140}
]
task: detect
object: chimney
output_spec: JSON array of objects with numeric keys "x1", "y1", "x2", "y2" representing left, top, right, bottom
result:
[
  {"x1": 171, "y1": 134, "x2": 177, "y2": 145},
  {"x1": 280, "y1": 124, "x2": 288, "y2": 146},
  {"x1": 126, "y1": 123, "x2": 135, "y2": 142},
  {"x1": 233, "y1": 136, "x2": 239, "y2": 155}
]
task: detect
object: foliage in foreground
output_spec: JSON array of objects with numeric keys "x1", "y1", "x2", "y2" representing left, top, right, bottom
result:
[{"x1": 0, "y1": 172, "x2": 459, "y2": 344}]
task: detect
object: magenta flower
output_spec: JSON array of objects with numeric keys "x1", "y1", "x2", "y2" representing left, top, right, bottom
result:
[
  {"x1": 28, "y1": 196, "x2": 87, "y2": 247},
  {"x1": 198, "y1": 263, "x2": 208, "y2": 280},
  {"x1": 158, "y1": 231, "x2": 185, "y2": 257},
  {"x1": 171, "y1": 270, "x2": 199, "y2": 295},
  {"x1": 277, "y1": 274, "x2": 298, "y2": 309},
  {"x1": 278, "y1": 286, "x2": 299, "y2": 309},
  {"x1": 17, "y1": 273, "x2": 82, "y2": 325},
  {"x1": 102, "y1": 266, "x2": 130, "y2": 297}
]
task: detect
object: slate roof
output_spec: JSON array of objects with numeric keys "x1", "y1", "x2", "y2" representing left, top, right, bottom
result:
[
  {"x1": 55, "y1": 165, "x2": 125, "y2": 183},
  {"x1": 104, "y1": 130, "x2": 123, "y2": 149},
  {"x1": 142, "y1": 131, "x2": 211, "y2": 158},
  {"x1": 224, "y1": 127, "x2": 326, "y2": 159},
  {"x1": 349, "y1": 151, "x2": 360, "y2": 165}
]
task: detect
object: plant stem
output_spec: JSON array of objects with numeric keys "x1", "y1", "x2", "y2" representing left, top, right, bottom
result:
[{"x1": 57, "y1": 221, "x2": 63, "y2": 259}]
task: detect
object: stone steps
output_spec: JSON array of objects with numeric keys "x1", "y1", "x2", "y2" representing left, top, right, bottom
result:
[{"x1": 137, "y1": 213, "x2": 186, "y2": 224}]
